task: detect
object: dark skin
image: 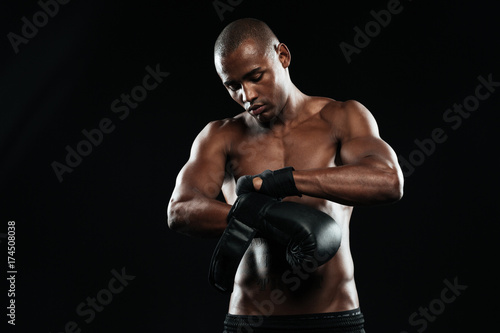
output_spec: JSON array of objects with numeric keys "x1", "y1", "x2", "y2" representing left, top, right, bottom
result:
[{"x1": 168, "y1": 38, "x2": 403, "y2": 315}]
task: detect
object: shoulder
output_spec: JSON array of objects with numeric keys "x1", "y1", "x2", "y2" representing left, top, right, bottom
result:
[
  {"x1": 200, "y1": 113, "x2": 248, "y2": 138},
  {"x1": 318, "y1": 99, "x2": 380, "y2": 140},
  {"x1": 318, "y1": 99, "x2": 371, "y2": 121},
  {"x1": 192, "y1": 113, "x2": 248, "y2": 152}
]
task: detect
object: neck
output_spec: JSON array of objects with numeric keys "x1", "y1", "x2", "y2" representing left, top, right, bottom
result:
[{"x1": 272, "y1": 84, "x2": 308, "y2": 128}]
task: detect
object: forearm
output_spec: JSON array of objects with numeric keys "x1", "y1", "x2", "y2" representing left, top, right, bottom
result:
[
  {"x1": 168, "y1": 194, "x2": 231, "y2": 238},
  {"x1": 293, "y1": 161, "x2": 403, "y2": 206}
]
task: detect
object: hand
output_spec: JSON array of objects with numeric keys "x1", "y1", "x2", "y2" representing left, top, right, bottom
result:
[
  {"x1": 229, "y1": 192, "x2": 341, "y2": 268},
  {"x1": 235, "y1": 167, "x2": 301, "y2": 199},
  {"x1": 252, "y1": 177, "x2": 263, "y2": 191},
  {"x1": 209, "y1": 191, "x2": 342, "y2": 293}
]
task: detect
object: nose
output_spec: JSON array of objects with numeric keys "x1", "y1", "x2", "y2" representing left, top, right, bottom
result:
[{"x1": 241, "y1": 83, "x2": 258, "y2": 105}]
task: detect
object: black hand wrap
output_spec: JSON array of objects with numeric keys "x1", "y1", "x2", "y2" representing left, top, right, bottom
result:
[
  {"x1": 236, "y1": 166, "x2": 301, "y2": 199},
  {"x1": 208, "y1": 192, "x2": 342, "y2": 293}
]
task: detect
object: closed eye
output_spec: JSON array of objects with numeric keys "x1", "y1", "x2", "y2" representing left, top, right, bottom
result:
[
  {"x1": 227, "y1": 84, "x2": 240, "y2": 91},
  {"x1": 251, "y1": 73, "x2": 263, "y2": 82}
]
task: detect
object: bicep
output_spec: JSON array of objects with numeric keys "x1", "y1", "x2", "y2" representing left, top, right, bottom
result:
[
  {"x1": 171, "y1": 122, "x2": 228, "y2": 202},
  {"x1": 338, "y1": 101, "x2": 399, "y2": 168}
]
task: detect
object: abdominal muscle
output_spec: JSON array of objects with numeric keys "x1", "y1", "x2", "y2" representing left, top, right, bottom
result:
[{"x1": 228, "y1": 203, "x2": 360, "y2": 316}]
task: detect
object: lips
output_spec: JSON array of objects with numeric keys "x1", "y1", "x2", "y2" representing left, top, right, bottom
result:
[{"x1": 249, "y1": 104, "x2": 266, "y2": 116}]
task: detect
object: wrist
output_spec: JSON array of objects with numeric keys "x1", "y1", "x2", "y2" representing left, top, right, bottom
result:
[{"x1": 260, "y1": 166, "x2": 301, "y2": 198}]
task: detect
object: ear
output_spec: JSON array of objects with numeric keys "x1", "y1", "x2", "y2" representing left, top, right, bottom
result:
[{"x1": 275, "y1": 43, "x2": 291, "y2": 69}]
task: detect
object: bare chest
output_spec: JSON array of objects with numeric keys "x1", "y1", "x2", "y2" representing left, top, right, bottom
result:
[{"x1": 227, "y1": 122, "x2": 338, "y2": 179}]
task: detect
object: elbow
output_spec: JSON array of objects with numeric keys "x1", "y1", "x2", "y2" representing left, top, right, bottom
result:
[
  {"x1": 167, "y1": 208, "x2": 180, "y2": 232},
  {"x1": 167, "y1": 216, "x2": 182, "y2": 233},
  {"x1": 167, "y1": 199, "x2": 188, "y2": 233},
  {"x1": 385, "y1": 169, "x2": 404, "y2": 203}
]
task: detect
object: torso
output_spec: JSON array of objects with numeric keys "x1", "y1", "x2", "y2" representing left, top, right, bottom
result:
[{"x1": 220, "y1": 97, "x2": 360, "y2": 315}]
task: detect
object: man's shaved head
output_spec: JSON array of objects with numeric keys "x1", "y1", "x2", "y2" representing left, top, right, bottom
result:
[
  {"x1": 214, "y1": 18, "x2": 292, "y2": 125},
  {"x1": 214, "y1": 18, "x2": 279, "y2": 59}
]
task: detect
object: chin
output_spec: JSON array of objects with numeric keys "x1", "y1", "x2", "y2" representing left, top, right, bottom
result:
[
  {"x1": 254, "y1": 113, "x2": 274, "y2": 124},
  {"x1": 256, "y1": 109, "x2": 278, "y2": 123}
]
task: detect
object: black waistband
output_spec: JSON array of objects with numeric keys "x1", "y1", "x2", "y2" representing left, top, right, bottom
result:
[{"x1": 224, "y1": 308, "x2": 364, "y2": 332}]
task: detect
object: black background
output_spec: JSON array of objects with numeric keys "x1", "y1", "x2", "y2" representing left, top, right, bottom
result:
[{"x1": 1, "y1": 0, "x2": 498, "y2": 332}]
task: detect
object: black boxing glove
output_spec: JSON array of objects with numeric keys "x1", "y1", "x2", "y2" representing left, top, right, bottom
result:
[
  {"x1": 231, "y1": 192, "x2": 341, "y2": 267},
  {"x1": 209, "y1": 192, "x2": 341, "y2": 292},
  {"x1": 235, "y1": 166, "x2": 301, "y2": 199}
]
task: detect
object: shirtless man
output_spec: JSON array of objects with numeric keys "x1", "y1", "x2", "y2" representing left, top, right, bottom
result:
[{"x1": 168, "y1": 18, "x2": 404, "y2": 332}]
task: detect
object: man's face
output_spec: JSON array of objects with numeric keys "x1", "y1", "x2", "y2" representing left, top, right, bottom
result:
[{"x1": 215, "y1": 39, "x2": 289, "y2": 124}]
